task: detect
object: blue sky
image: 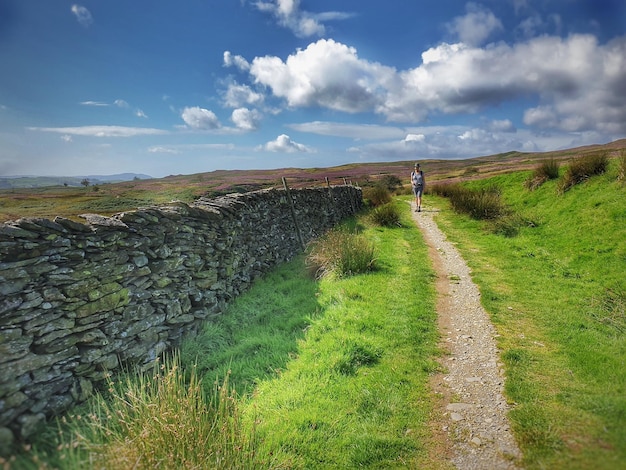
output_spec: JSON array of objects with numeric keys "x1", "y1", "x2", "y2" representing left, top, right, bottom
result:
[{"x1": 1, "y1": 0, "x2": 625, "y2": 178}]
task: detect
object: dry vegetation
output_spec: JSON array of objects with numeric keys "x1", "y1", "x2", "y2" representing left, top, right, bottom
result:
[{"x1": 1, "y1": 139, "x2": 625, "y2": 223}]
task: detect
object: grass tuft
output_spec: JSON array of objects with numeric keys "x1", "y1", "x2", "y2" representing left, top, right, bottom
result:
[
  {"x1": 557, "y1": 152, "x2": 609, "y2": 193},
  {"x1": 368, "y1": 202, "x2": 402, "y2": 227},
  {"x1": 363, "y1": 185, "x2": 392, "y2": 207},
  {"x1": 306, "y1": 227, "x2": 376, "y2": 278},
  {"x1": 525, "y1": 158, "x2": 560, "y2": 190},
  {"x1": 52, "y1": 354, "x2": 259, "y2": 470}
]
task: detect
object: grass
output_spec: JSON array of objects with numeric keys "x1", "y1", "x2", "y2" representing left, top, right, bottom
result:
[
  {"x1": 13, "y1": 201, "x2": 441, "y2": 469},
  {"x1": 244, "y1": 200, "x2": 441, "y2": 468},
  {"x1": 429, "y1": 158, "x2": 626, "y2": 469}
]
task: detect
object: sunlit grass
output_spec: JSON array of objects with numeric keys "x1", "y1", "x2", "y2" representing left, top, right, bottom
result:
[{"x1": 431, "y1": 161, "x2": 626, "y2": 469}]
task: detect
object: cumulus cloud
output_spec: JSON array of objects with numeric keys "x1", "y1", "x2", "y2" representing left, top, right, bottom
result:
[
  {"x1": 71, "y1": 5, "x2": 93, "y2": 27},
  {"x1": 114, "y1": 99, "x2": 129, "y2": 108},
  {"x1": 445, "y1": 3, "x2": 503, "y2": 46},
  {"x1": 29, "y1": 126, "x2": 167, "y2": 137},
  {"x1": 223, "y1": 51, "x2": 250, "y2": 72},
  {"x1": 222, "y1": 82, "x2": 264, "y2": 108},
  {"x1": 253, "y1": 0, "x2": 353, "y2": 37},
  {"x1": 239, "y1": 32, "x2": 626, "y2": 135},
  {"x1": 180, "y1": 106, "x2": 221, "y2": 130},
  {"x1": 261, "y1": 134, "x2": 313, "y2": 153},
  {"x1": 250, "y1": 39, "x2": 394, "y2": 113},
  {"x1": 231, "y1": 108, "x2": 261, "y2": 131}
]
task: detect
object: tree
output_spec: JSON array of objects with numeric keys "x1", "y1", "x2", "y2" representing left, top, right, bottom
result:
[{"x1": 81, "y1": 178, "x2": 90, "y2": 187}]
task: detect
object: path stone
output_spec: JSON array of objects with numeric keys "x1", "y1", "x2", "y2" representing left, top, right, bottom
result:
[{"x1": 413, "y1": 203, "x2": 523, "y2": 470}]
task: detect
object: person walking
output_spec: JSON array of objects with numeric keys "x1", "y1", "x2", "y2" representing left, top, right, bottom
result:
[{"x1": 411, "y1": 163, "x2": 425, "y2": 212}]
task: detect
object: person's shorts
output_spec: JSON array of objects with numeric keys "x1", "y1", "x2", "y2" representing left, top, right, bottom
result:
[{"x1": 413, "y1": 185, "x2": 423, "y2": 197}]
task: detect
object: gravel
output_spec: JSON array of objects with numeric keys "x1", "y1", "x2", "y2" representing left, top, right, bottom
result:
[{"x1": 412, "y1": 204, "x2": 523, "y2": 470}]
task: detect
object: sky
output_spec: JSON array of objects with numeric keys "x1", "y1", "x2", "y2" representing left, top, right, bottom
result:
[{"x1": 1, "y1": 0, "x2": 625, "y2": 178}]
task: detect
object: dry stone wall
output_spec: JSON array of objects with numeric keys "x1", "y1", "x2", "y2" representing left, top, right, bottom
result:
[{"x1": 0, "y1": 185, "x2": 362, "y2": 449}]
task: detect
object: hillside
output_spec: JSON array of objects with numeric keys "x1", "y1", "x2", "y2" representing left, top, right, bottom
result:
[{"x1": 1, "y1": 139, "x2": 624, "y2": 223}]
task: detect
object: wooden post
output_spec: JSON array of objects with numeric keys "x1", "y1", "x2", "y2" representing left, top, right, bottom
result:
[{"x1": 282, "y1": 177, "x2": 305, "y2": 250}]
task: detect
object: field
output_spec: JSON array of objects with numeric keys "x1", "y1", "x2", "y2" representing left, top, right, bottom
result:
[{"x1": 1, "y1": 139, "x2": 625, "y2": 223}]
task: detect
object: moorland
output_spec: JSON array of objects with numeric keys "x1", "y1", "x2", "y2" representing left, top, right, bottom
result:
[{"x1": 1, "y1": 138, "x2": 625, "y2": 224}]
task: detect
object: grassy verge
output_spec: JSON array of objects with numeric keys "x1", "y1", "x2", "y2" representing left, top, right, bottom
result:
[
  {"x1": 242, "y1": 201, "x2": 441, "y2": 468},
  {"x1": 13, "y1": 202, "x2": 442, "y2": 468},
  {"x1": 429, "y1": 162, "x2": 626, "y2": 469}
]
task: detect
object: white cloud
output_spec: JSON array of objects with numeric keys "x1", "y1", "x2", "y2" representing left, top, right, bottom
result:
[
  {"x1": 250, "y1": 39, "x2": 394, "y2": 113},
  {"x1": 71, "y1": 5, "x2": 93, "y2": 27},
  {"x1": 446, "y1": 3, "x2": 503, "y2": 46},
  {"x1": 135, "y1": 109, "x2": 148, "y2": 118},
  {"x1": 253, "y1": 0, "x2": 353, "y2": 38},
  {"x1": 486, "y1": 119, "x2": 516, "y2": 132},
  {"x1": 80, "y1": 101, "x2": 108, "y2": 107},
  {"x1": 222, "y1": 82, "x2": 264, "y2": 108},
  {"x1": 148, "y1": 146, "x2": 180, "y2": 155},
  {"x1": 405, "y1": 133, "x2": 425, "y2": 142},
  {"x1": 115, "y1": 99, "x2": 129, "y2": 108},
  {"x1": 61, "y1": 135, "x2": 73, "y2": 143},
  {"x1": 223, "y1": 51, "x2": 250, "y2": 72},
  {"x1": 231, "y1": 108, "x2": 261, "y2": 131},
  {"x1": 288, "y1": 121, "x2": 405, "y2": 140},
  {"x1": 180, "y1": 106, "x2": 221, "y2": 130},
  {"x1": 261, "y1": 134, "x2": 313, "y2": 153},
  {"x1": 243, "y1": 34, "x2": 626, "y2": 135},
  {"x1": 28, "y1": 126, "x2": 167, "y2": 137}
]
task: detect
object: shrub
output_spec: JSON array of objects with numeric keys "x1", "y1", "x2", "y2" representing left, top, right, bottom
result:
[
  {"x1": 369, "y1": 203, "x2": 401, "y2": 227},
  {"x1": 306, "y1": 228, "x2": 376, "y2": 279},
  {"x1": 362, "y1": 184, "x2": 391, "y2": 207},
  {"x1": 525, "y1": 159, "x2": 560, "y2": 190},
  {"x1": 557, "y1": 152, "x2": 609, "y2": 193}
]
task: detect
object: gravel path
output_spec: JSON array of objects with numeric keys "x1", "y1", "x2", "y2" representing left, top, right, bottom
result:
[{"x1": 411, "y1": 203, "x2": 523, "y2": 470}]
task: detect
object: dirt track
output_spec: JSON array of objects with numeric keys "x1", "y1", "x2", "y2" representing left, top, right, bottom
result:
[{"x1": 411, "y1": 201, "x2": 523, "y2": 469}]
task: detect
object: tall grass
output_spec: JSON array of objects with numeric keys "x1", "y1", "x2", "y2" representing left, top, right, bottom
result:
[
  {"x1": 525, "y1": 158, "x2": 560, "y2": 190},
  {"x1": 305, "y1": 227, "x2": 376, "y2": 278},
  {"x1": 368, "y1": 202, "x2": 402, "y2": 227},
  {"x1": 362, "y1": 184, "x2": 392, "y2": 207},
  {"x1": 51, "y1": 355, "x2": 260, "y2": 469},
  {"x1": 430, "y1": 182, "x2": 506, "y2": 220},
  {"x1": 557, "y1": 152, "x2": 609, "y2": 193}
]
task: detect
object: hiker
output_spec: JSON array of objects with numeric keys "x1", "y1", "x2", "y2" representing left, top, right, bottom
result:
[{"x1": 411, "y1": 163, "x2": 425, "y2": 212}]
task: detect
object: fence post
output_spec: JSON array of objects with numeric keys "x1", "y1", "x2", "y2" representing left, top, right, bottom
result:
[{"x1": 282, "y1": 177, "x2": 306, "y2": 250}]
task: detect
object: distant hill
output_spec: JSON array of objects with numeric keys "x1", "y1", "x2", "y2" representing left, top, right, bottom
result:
[{"x1": 0, "y1": 173, "x2": 153, "y2": 189}]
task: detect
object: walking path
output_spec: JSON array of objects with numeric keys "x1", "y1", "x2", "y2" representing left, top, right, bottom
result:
[{"x1": 411, "y1": 203, "x2": 523, "y2": 469}]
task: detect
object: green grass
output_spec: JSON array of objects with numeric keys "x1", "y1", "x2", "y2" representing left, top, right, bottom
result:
[
  {"x1": 244, "y1": 201, "x2": 441, "y2": 468},
  {"x1": 13, "y1": 202, "x2": 441, "y2": 469},
  {"x1": 430, "y1": 160, "x2": 626, "y2": 469}
]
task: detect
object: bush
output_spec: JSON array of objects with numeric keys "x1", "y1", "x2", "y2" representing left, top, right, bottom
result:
[
  {"x1": 557, "y1": 152, "x2": 609, "y2": 193},
  {"x1": 306, "y1": 228, "x2": 376, "y2": 279},
  {"x1": 369, "y1": 203, "x2": 401, "y2": 227},
  {"x1": 362, "y1": 185, "x2": 391, "y2": 207},
  {"x1": 525, "y1": 159, "x2": 560, "y2": 190}
]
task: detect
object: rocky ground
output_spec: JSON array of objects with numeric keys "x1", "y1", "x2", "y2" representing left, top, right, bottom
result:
[{"x1": 412, "y1": 202, "x2": 523, "y2": 470}]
